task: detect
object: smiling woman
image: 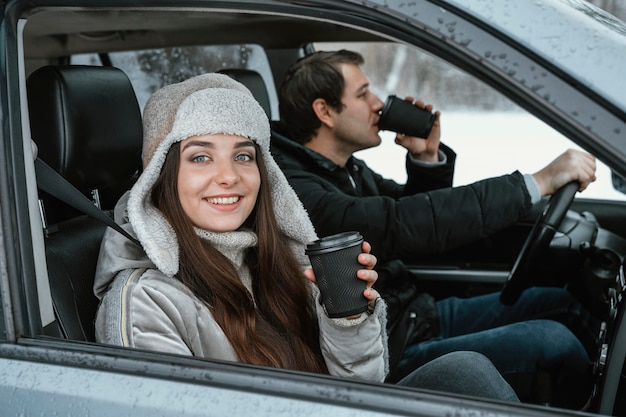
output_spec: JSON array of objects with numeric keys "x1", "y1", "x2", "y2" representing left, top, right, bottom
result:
[{"x1": 94, "y1": 73, "x2": 339, "y2": 373}]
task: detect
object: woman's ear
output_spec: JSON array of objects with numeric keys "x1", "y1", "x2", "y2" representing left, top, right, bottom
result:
[{"x1": 311, "y1": 98, "x2": 335, "y2": 128}]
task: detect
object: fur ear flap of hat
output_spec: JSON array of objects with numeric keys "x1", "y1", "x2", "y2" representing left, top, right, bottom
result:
[{"x1": 128, "y1": 73, "x2": 317, "y2": 276}]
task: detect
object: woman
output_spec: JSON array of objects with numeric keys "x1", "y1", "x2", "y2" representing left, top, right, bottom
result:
[{"x1": 94, "y1": 73, "x2": 518, "y2": 400}]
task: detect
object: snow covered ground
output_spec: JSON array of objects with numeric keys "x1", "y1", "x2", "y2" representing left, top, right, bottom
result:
[{"x1": 356, "y1": 112, "x2": 626, "y2": 201}]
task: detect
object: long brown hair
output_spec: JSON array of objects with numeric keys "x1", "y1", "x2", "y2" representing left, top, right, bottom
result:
[{"x1": 152, "y1": 141, "x2": 328, "y2": 374}]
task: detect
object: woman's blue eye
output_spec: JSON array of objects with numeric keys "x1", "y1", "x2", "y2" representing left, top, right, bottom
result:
[
  {"x1": 235, "y1": 153, "x2": 253, "y2": 162},
  {"x1": 192, "y1": 155, "x2": 210, "y2": 163}
]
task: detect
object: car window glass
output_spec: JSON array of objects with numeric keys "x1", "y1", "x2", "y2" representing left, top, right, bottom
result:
[
  {"x1": 71, "y1": 44, "x2": 278, "y2": 117},
  {"x1": 316, "y1": 42, "x2": 626, "y2": 201}
]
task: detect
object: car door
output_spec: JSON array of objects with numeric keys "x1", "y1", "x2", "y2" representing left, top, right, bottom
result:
[{"x1": 2, "y1": 1, "x2": 626, "y2": 416}]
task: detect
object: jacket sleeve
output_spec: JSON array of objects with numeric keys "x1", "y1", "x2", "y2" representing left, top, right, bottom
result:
[
  {"x1": 373, "y1": 143, "x2": 457, "y2": 198},
  {"x1": 285, "y1": 167, "x2": 532, "y2": 263},
  {"x1": 313, "y1": 286, "x2": 389, "y2": 381},
  {"x1": 96, "y1": 268, "x2": 195, "y2": 355}
]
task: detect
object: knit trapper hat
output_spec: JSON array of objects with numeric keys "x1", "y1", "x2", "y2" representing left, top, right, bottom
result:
[{"x1": 128, "y1": 73, "x2": 317, "y2": 276}]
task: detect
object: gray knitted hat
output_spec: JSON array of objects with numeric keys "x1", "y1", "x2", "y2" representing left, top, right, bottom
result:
[{"x1": 127, "y1": 73, "x2": 317, "y2": 276}]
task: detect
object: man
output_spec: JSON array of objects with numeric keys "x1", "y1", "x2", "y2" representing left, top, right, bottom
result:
[{"x1": 270, "y1": 49, "x2": 599, "y2": 407}]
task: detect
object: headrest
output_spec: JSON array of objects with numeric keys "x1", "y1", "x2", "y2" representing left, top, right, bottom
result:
[
  {"x1": 27, "y1": 65, "x2": 143, "y2": 212},
  {"x1": 218, "y1": 68, "x2": 272, "y2": 119}
]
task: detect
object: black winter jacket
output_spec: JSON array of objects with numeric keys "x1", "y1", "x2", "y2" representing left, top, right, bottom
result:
[{"x1": 270, "y1": 129, "x2": 533, "y2": 265}]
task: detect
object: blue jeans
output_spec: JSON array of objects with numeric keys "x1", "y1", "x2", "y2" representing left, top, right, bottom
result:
[{"x1": 396, "y1": 287, "x2": 595, "y2": 404}]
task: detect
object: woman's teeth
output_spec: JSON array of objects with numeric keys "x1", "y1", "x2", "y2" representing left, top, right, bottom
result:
[{"x1": 209, "y1": 196, "x2": 240, "y2": 205}]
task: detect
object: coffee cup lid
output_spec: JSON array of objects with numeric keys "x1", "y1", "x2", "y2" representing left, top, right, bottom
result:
[
  {"x1": 306, "y1": 231, "x2": 363, "y2": 254},
  {"x1": 377, "y1": 95, "x2": 396, "y2": 128}
]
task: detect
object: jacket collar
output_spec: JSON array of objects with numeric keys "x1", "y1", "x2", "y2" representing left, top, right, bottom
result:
[{"x1": 271, "y1": 125, "x2": 351, "y2": 172}]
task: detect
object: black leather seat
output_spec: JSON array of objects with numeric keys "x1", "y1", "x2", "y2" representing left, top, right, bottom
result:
[{"x1": 27, "y1": 65, "x2": 143, "y2": 341}]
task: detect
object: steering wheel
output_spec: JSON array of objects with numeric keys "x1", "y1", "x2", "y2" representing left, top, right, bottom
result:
[{"x1": 499, "y1": 181, "x2": 580, "y2": 305}]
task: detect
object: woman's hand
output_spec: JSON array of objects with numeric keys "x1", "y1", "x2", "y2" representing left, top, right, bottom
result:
[
  {"x1": 356, "y1": 240, "x2": 380, "y2": 302},
  {"x1": 304, "y1": 240, "x2": 380, "y2": 302}
]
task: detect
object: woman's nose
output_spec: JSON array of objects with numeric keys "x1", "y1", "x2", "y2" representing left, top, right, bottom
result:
[{"x1": 214, "y1": 160, "x2": 240, "y2": 185}]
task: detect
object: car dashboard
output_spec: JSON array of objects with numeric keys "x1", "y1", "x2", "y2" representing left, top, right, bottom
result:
[{"x1": 408, "y1": 204, "x2": 626, "y2": 414}]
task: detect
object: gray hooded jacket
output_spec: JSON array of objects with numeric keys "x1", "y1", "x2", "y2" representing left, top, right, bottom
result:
[{"x1": 93, "y1": 73, "x2": 388, "y2": 381}]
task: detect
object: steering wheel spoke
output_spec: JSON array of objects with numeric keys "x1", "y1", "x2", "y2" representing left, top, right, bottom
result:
[{"x1": 499, "y1": 181, "x2": 580, "y2": 305}]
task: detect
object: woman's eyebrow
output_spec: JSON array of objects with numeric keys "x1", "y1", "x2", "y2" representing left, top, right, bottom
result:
[
  {"x1": 182, "y1": 140, "x2": 214, "y2": 151},
  {"x1": 181, "y1": 138, "x2": 255, "y2": 152},
  {"x1": 234, "y1": 140, "x2": 255, "y2": 149}
]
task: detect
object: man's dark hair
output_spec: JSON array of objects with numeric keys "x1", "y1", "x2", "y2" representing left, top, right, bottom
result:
[{"x1": 278, "y1": 50, "x2": 364, "y2": 144}]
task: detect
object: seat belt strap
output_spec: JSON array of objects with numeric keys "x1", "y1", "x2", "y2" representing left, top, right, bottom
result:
[{"x1": 34, "y1": 157, "x2": 141, "y2": 247}]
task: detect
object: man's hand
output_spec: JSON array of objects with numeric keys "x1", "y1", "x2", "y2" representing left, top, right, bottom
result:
[
  {"x1": 394, "y1": 96, "x2": 441, "y2": 163},
  {"x1": 532, "y1": 149, "x2": 597, "y2": 196}
]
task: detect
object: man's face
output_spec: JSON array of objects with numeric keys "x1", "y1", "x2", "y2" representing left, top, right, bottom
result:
[{"x1": 331, "y1": 63, "x2": 385, "y2": 154}]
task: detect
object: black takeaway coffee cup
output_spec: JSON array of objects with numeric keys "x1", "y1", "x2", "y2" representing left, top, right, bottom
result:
[
  {"x1": 305, "y1": 231, "x2": 369, "y2": 318},
  {"x1": 378, "y1": 94, "x2": 435, "y2": 138}
]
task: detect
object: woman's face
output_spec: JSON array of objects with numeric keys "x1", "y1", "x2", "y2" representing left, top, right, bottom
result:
[{"x1": 177, "y1": 134, "x2": 260, "y2": 232}]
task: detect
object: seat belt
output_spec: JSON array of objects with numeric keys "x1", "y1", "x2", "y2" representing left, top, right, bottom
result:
[{"x1": 34, "y1": 157, "x2": 141, "y2": 247}]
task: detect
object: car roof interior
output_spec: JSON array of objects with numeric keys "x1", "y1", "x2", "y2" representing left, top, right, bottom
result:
[
  {"x1": 21, "y1": 7, "x2": 388, "y2": 96},
  {"x1": 22, "y1": 8, "x2": 384, "y2": 60}
]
